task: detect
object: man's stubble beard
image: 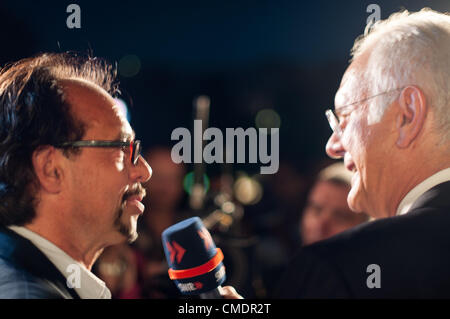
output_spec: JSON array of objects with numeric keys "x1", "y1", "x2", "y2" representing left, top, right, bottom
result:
[
  {"x1": 114, "y1": 202, "x2": 139, "y2": 243},
  {"x1": 113, "y1": 184, "x2": 146, "y2": 243}
]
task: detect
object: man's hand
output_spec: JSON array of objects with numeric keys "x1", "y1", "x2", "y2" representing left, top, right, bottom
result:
[{"x1": 218, "y1": 286, "x2": 243, "y2": 299}]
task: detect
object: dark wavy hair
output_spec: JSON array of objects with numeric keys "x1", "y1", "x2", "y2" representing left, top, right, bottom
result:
[{"x1": 0, "y1": 52, "x2": 119, "y2": 226}]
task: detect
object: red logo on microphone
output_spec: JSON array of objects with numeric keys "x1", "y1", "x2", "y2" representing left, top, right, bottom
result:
[
  {"x1": 198, "y1": 227, "x2": 214, "y2": 250},
  {"x1": 194, "y1": 282, "x2": 203, "y2": 290},
  {"x1": 166, "y1": 240, "x2": 186, "y2": 264}
]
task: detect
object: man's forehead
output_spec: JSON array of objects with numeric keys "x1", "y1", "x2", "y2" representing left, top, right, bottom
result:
[
  {"x1": 334, "y1": 51, "x2": 371, "y2": 109},
  {"x1": 60, "y1": 78, "x2": 135, "y2": 140},
  {"x1": 59, "y1": 78, "x2": 114, "y2": 111},
  {"x1": 334, "y1": 65, "x2": 366, "y2": 110},
  {"x1": 112, "y1": 104, "x2": 134, "y2": 139}
]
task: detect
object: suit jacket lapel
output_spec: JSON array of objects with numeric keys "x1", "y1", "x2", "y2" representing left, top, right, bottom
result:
[{"x1": 0, "y1": 227, "x2": 80, "y2": 299}]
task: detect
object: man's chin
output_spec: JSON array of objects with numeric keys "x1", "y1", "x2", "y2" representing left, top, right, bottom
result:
[
  {"x1": 347, "y1": 186, "x2": 364, "y2": 214},
  {"x1": 115, "y1": 214, "x2": 139, "y2": 243},
  {"x1": 348, "y1": 200, "x2": 364, "y2": 214},
  {"x1": 117, "y1": 224, "x2": 138, "y2": 243},
  {"x1": 347, "y1": 172, "x2": 363, "y2": 211},
  {"x1": 126, "y1": 230, "x2": 138, "y2": 243}
]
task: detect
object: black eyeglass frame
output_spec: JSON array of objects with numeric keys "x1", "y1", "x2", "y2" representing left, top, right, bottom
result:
[{"x1": 55, "y1": 140, "x2": 141, "y2": 165}]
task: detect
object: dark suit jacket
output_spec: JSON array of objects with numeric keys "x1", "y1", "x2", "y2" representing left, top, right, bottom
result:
[
  {"x1": 276, "y1": 181, "x2": 450, "y2": 298},
  {"x1": 0, "y1": 227, "x2": 80, "y2": 299}
]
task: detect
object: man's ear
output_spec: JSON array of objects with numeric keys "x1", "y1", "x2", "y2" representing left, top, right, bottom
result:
[
  {"x1": 396, "y1": 86, "x2": 427, "y2": 148},
  {"x1": 32, "y1": 146, "x2": 64, "y2": 194}
]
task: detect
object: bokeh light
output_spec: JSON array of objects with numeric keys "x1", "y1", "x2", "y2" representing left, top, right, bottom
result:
[
  {"x1": 118, "y1": 54, "x2": 141, "y2": 77},
  {"x1": 255, "y1": 108, "x2": 281, "y2": 133},
  {"x1": 183, "y1": 171, "x2": 210, "y2": 195},
  {"x1": 234, "y1": 174, "x2": 263, "y2": 205}
]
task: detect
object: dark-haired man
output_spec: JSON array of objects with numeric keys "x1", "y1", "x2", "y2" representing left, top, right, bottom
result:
[{"x1": 0, "y1": 53, "x2": 152, "y2": 298}]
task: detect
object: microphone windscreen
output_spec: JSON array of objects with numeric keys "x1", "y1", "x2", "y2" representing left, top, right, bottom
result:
[{"x1": 162, "y1": 216, "x2": 226, "y2": 295}]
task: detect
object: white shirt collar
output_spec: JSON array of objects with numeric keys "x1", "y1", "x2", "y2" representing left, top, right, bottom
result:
[
  {"x1": 396, "y1": 167, "x2": 450, "y2": 216},
  {"x1": 7, "y1": 226, "x2": 111, "y2": 299}
]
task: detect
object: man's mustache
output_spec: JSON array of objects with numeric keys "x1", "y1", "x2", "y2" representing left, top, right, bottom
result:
[{"x1": 122, "y1": 184, "x2": 146, "y2": 202}]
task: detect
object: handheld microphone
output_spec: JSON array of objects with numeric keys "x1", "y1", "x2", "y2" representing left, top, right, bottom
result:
[{"x1": 161, "y1": 217, "x2": 226, "y2": 299}]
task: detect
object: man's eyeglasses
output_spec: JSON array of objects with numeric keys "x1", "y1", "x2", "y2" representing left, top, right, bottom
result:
[
  {"x1": 325, "y1": 87, "x2": 404, "y2": 136},
  {"x1": 325, "y1": 109, "x2": 343, "y2": 136},
  {"x1": 56, "y1": 140, "x2": 142, "y2": 165}
]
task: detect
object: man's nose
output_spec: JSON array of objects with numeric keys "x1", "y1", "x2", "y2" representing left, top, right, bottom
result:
[
  {"x1": 131, "y1": 156, "x2": 152, "y2": 183},
  {"x1": 325, "y1": 132, "x2": 345, "y2": 159}
]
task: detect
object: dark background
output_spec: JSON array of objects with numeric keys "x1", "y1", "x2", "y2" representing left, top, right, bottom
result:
[
  {"x1": 1, "y1": 0, "x2": 448, "y2": 298},
  {"x1": 1, "y1": 0, "x2": 447, "y2": 171}
]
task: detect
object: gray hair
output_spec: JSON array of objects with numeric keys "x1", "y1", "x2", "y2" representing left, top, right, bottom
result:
[{"x1": 351, "y1": 8, "x2": 450, "y2": 142}]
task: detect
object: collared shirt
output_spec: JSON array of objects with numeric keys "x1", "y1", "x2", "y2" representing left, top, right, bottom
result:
[
  {"x1": 396, "y1": 167, "x2": 450, "y2": 216},
  {"x1": 8, "y1": 226, "x2": 111, "y2": 299}
]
